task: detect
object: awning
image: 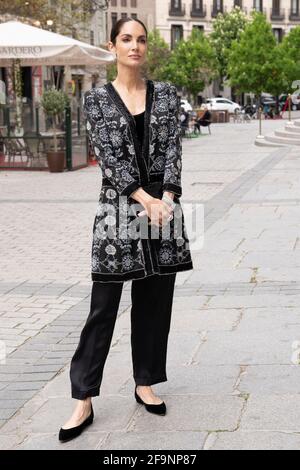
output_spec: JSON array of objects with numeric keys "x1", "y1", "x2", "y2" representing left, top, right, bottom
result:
[{"x1": 0, "y1": 21, "x2": 114, "y2": 66}]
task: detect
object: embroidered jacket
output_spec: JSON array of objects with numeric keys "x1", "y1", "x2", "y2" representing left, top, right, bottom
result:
[{"x1": 83, "y1": 79, "x2": 194, "y2": 282}]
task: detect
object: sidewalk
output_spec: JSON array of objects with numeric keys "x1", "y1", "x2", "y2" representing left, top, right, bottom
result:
[{"x1": 0, "y1": 117, "x2": 300, "y2": 450}]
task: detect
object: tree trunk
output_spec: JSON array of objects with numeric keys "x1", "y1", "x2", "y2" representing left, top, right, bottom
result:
[{"x1": 13, "y1": 59, "x2": 23, "y2": 135}]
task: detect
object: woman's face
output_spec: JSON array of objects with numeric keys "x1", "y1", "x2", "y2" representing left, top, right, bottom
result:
[{"x1": 108, "y1": 21, "x2": 147, "y2": 69}]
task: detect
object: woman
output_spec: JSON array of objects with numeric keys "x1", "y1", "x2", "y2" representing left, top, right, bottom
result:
[
  {"x1": 194, "y1": 106, "x2": 212, "y2": 133},
  {"x1": 58, "y1": 17, "x2": 193, "y2": 443}
]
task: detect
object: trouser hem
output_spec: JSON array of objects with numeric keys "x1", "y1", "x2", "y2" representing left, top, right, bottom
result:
[
  {"x1": 71, "y1": 386, "x2": 100, "y2": 400},
  {"x1": 134, "y1": 376, "x2": 167, "y2": 386}
]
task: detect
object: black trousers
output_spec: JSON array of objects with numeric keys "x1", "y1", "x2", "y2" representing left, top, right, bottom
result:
[{"x1": 69, "y1": 273, "x2": 177, "y2": 400}]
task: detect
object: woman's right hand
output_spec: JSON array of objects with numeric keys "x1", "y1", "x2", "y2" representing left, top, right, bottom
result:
[{"x1": 142, "y1": 198, "x2": 173, "y2": 227}]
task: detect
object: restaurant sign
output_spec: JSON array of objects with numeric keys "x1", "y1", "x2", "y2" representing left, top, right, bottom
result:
[{"x1": 0, "y1": 47, "x2": 43, "y2": 57}]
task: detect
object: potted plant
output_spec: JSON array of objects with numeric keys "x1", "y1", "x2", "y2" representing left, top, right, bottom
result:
[{"x1": 41, "y1": 88, "x2": 70, "y2": 172}]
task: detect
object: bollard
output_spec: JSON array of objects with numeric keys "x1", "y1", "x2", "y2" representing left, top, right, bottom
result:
[
  {"x1": 256, "y1": 105, "x2": 265, "y2": 143},
  {"x1": 259, "y1": 106, "x2": 262, "y2": 136},
  {"x1": 288, "y1": 93, "x2": 291, "y2": 122}
]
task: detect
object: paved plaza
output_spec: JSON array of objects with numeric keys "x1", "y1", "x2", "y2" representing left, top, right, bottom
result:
[{"x1": 0, "y1": 115, "x2": 300, "y2": 450}]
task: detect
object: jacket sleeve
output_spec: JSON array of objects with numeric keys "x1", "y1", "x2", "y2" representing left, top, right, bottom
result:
[
  {"x1": 83, "y1": 90, "x2": 141, "y2": 198},
  {"x1": 162, "y1": 84, "x2": 182, "y2": 198}
]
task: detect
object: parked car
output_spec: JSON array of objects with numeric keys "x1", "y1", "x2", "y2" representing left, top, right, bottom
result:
[
  {"x1": 205, "y1": 97, "x2": 241, "y2": 113},
  {"x1": 180, "y1": 99, "x2": 193, "y2": 112}
]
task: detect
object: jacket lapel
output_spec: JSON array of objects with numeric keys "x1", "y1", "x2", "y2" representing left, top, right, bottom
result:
[{"x1": 105, "y1": 79, "x2": 154, "y2": 186}]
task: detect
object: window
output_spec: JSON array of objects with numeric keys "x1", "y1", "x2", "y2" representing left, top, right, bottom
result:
[
  {"x1": 171, "y1": 24, "x2": 183, "y2": 49},
  {"x1": 193, "y1": 25, "x2": 204, "y2": 32},
  {"x1": 131, "y1": 13, "x2": 138, "y2": 19},
  {"x1": 213, "y1": 0, "x2": 223, "y2": 12},
  {"x1": 111, "y1": 12, "x2": 118, "y2": 28},
  {"x1": 253, "y1": 0, "x2": 263, "y2": 11},
  {"x1": 234, "y1": 0, "x2": 243, "y2": 6},
  {"x1": 121, "y1": 0, "x2": 127, "y2": 6},
  {"x1": 121, "y1": 12, "x2": 128, "y2": 19},
  {"x1": 111, "y1": 0, "x2": 117, "y2": 6},
  {"x1": 131, "y1": 0, "x2": 137, "y2": 7},
  {"x1": 291, "y1": 0, "x2": 299, "y2": 14},
  {"x1": 273, "y1": 27, "x2": 283, "y2": 42},
  {"x1": 172, "y1": 0, "x2": 182, "y2": 9}
]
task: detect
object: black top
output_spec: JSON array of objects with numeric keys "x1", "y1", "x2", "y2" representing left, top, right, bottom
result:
[{"x1": 133, "y1": 110, "x2": 145, "y2": 147}]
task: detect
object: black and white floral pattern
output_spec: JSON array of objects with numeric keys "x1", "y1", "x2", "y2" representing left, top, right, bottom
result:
[{"x1": 83, "y1": 79, "x2": 193, "y2": 282}]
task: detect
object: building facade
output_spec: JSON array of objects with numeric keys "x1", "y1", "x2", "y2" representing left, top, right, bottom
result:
[
  {"x1": 158, "y1": 0, "x2": 300, "y2": 45},
  {"x1": 106, "y1": 0, "x2": 155, "y2": 40},
  {"x1": 156, "y1": 0, "x2": 300, "y2": 100}
]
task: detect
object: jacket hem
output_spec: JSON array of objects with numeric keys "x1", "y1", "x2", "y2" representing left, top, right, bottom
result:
[{"x1": 91, "y1": 261, "x2": 193, "y2": 283}]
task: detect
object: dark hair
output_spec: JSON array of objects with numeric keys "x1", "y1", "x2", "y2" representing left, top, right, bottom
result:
[{"x1": 110, "y1": 18, "x2": 148, "y2": 45}]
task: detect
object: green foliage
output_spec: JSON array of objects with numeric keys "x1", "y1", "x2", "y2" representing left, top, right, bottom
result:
[
  {"x1": 0, "y1": 0, "x2": 48, "y2": 19},
  {"x1": 279, "y1": 26, "x2": 300, "y2": 92},
  {"x1": 141, "y1": 29, "x2": 171, "y2": 81},
  {"x1": 0, "y1": 0, "x2": 95, "y2": 38},
  {"x1": 41, "y1": 88, "x2": 70, "y2": 118},
  {"x1": 210, "y1": 5, "x2": 249, "y2": 80},
  {"x1": 162, "y1": 28, "x2": 218, "y2": 101},
  {"x1": 227, "y1": 11, "x2": 288, "y2": 97},
  {"x1": 41, "y1": 88, "x2": 70, "y2": 152}
]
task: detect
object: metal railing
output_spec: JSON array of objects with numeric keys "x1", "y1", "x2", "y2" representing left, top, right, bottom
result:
[
  {"x1": 289, "y1": 9, "x2": 300, "y2": 20},
  {"x1": 0, "y1": 103, "x2": 88, "y2": 170},
  {"x1": 271, "y1": 8, "x2": 285, "y2": 20},
  {"x1": 190, "y1": 1, "x2": 207, "y2": 17},
  {"x1": 211, "y1": 5, "x2": 227, "y2": 17}
]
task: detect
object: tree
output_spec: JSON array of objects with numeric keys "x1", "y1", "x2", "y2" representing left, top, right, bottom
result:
[
  {"x1": 279, "y1": 26, "x2": 300, "y2": 92},
  {"x1": 227, "y1": 11, "x2": 288, "y2": 108},
  {"x1": 141, "y1": 29, "x2": 172, "y2": 81},
  {"x1": 162, "y1": 28, "x2": 218, "y2": 104},
  {"x1": 0, "y1": 0, "x2": 49, "y2": 20},
  {"x1": 0, "y1": 0, "x2": 108, "y2": 38},
  {"x1": 210, "y1": 6, "x2": 249, "y2": 84}
]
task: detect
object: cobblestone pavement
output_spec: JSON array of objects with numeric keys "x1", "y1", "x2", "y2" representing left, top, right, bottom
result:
[{"x1": 0, "y1": 116, "x2": 300, "y2": 450}]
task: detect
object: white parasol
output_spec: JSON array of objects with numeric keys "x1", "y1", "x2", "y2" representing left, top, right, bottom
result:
[{"x1": 0, "y1": 20, "x2": 114, "y2": 66}]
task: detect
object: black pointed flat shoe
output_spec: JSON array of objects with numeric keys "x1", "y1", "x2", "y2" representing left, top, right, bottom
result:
[
  {"x1": 58, "y1": 404, "x2": 94, "y2": 443},
  {"x1": 134, "y1": 386, "x2": 166, "y2": 415}
]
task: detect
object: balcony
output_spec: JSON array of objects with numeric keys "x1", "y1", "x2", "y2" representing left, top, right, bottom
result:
[
  {"x1": 289, "y1": 9, "x2": 300, "y2": 21},
  {"x1": 190, "y1": 4, "x2": 207, "y2": 17},
  {"x1": 271, "y1": 8, "x2": 285, "y2": 21},
  {"x1": 211, "y1": 5, "x2": 227, "y2": 18},
  {"x1": 169, "y1": 2, "x2": 186, "y2": 17}
]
